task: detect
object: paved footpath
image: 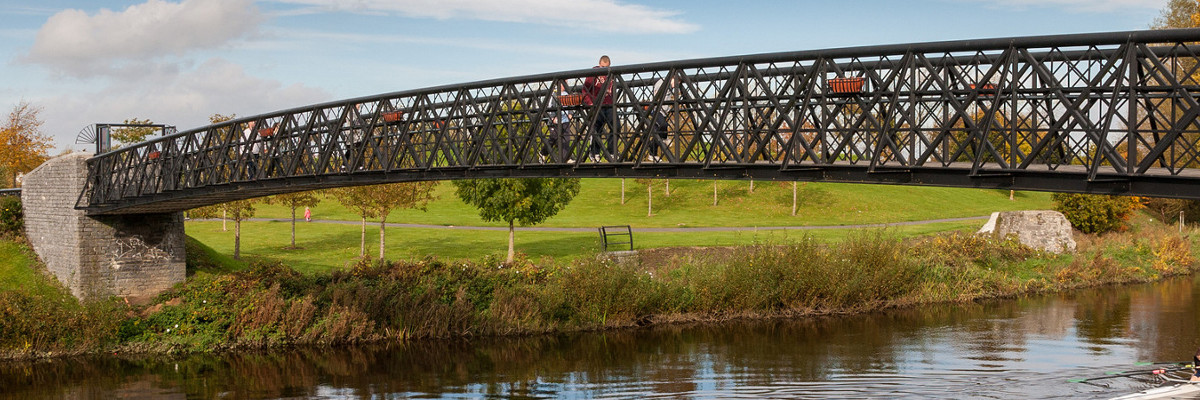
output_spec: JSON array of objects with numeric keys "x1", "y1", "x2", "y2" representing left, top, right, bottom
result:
[{"x1": 222, "y1": 216, "x2": 989, "y2": 233}]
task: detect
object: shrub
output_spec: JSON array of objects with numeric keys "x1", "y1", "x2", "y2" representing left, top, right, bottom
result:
[
  {"x1": 0, "y1": 196, "x2": 21, "y2": 238},
  {"x1": 1051, "y1": 193, "x2": 1141, "y2": 234}
]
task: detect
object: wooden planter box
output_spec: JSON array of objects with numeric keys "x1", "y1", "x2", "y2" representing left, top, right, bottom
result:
[
  {"x1": 382, "y1": 111, "x2": 405, "y2": 122},
  {"x1": 557, "y1": 93, "x2": 584, "y2": 107},
  {"x1": 828, "y1": 77, "x2": 865, "y2": 94},
  {"x1": 258, "y1": 127, "x2": 276, "y2": 137},
  {"x1": 148, "y1": 151, "x2": 161, "y2": 160},
  {"x1": 968, "y1": 83, "x2": 998, "y2": 98}
]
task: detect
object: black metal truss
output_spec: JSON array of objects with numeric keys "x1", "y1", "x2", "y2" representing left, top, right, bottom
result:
[{"x1": 80, "y1": 29, "x2": 1200, "y2": 215}]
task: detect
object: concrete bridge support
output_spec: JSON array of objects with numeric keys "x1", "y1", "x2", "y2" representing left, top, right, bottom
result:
[{"x1": 21, "y1": 153, "x2": 184, "y2": 302}]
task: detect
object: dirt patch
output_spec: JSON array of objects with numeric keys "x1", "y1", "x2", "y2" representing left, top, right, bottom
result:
[{"x1": 140, "y1": 297, "x2": 182, "y2": 317}]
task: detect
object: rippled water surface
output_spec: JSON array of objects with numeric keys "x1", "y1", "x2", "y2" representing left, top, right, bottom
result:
[{"x1": 3, "y1": 276, "x2": 1199, "y2": 399}]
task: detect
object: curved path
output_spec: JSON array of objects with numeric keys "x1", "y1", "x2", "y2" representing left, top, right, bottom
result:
[{"x1": 226, "y1": 216, "x2": 988, "y2": 233}]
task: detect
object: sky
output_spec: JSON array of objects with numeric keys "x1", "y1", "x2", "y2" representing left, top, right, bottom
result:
[{"x1": 0, "y1": 0, "x2": 1175, "y2": 153}]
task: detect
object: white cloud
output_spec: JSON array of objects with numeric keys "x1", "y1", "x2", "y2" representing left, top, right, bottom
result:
[
  {"x1": 24, "y1": 0, "x2": 263, "y2": 77},
  {"x1": 269, "y1": 0, "x2": 699, "y2": 34},
  {"x1": 969, "y1": 0, "x2": 1167, "y2": 13},
  {"x1": 39, "y1": 59, "x2": 331, "y2": 153}
]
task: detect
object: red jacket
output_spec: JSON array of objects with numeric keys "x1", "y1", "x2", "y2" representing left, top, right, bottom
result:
[{"x1": 583, "y1": 66, "x2": 613, "y2": 106}]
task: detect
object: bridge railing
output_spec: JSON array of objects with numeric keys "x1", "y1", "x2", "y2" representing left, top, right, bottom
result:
[{"x1": 80, "y1": 29, "x2": 1200, "y2": 213}]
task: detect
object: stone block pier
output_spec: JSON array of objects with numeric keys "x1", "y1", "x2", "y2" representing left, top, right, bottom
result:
[{"x1": 21, "y1": 153, "x2": 184, "y2": 302}]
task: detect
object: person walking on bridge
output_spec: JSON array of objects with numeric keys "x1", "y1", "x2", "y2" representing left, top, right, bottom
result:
[{"x1": 584, "y1": 55, "x2": 616, "y2": 161}]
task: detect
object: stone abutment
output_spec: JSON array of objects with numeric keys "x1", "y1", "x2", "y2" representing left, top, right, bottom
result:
[{"x1": 21, "y1": 153, "x2": 184, "y2": 302}]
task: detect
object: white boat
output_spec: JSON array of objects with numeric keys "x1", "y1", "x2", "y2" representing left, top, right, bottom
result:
[{"x1": 1108, "y1": 382, "x2": 1200, "y2": 400}]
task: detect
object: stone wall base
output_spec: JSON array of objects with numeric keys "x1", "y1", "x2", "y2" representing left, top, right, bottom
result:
[{"x1": 21, "y1": 153, "x2": 184, "y2": 303}]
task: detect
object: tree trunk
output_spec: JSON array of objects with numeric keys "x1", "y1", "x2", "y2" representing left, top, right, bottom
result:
[
  {"x1": 506, "y1": 220, "x2": 515, "y2": 263},
  {"x1": 379, "y1": 217, "x2": 386, "y2": 261},
  {"x1": 290, "y1": 206, "x2": 297, "y2": 248},
  {"x1": 713, "y1": 181, "x2": 718, "y2": 206},
  {"x1": 359, "y1": 216, "x2": 366, "y2": 258},
  {"x1": 621, "y1": 179, "x2": 626, "y2": 205},
  {"x1": 647, "y1": 184, "x2": 653, "y2": 217},
  {"x1": 234, "y1": 218, "x2": 241, "y2": 260},
  {"x1": 792, "y1": 182, "x2": 798, "y2": 216}
]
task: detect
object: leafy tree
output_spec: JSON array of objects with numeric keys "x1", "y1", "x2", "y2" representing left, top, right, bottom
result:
[
  {"x1": 188, "y1": 198, "x2": 256, "y2": 258},
  {"x1": 1153, "y1": 0, "x2": 1199, "y2": 29},
  {"x1": 187, "y1": 203, "x2": 227, "y2": 230},
  {"x1": 330, "y1": 186, "x2": 377, "y2": 258},
  {"x1": 1052, "y1": 193, "x2": 1142, "y2": 234},
  {"x1": 633, "y1": 178, "x2": 664, "y2": 217},
  {"x1": 223, "y1": 199, "x2": 257, "y2": 260},
  {"x1": 264, "y1": 191, "x2": 323, "y2": 249},
  {"x1": 364, "y1": 182, "x2": 439, "y2": 260},
  {"x1": 1143, "y1": 197, "x2": 1200, "y2": 225},
  {"x1": 0, "y1": 102, "x2": 51, "y2": 187},
  {"x1": 453, "y1": 178, "x2": 580, "y2": 262},
  {"x1": 111, "y1": 118, "x2": 159, "y2": 147}
]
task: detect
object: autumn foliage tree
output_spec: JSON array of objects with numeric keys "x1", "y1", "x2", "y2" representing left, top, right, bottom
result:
[
  {"x1": 0, "y1": 102, "x2": 51, "y2": 187},
  {"x1": 454, "y1": 178, "x2": 580, "y2": 262}
]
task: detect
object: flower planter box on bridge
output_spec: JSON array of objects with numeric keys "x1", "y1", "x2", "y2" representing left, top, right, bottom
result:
[
  {"x1": 382, "y1": 111, "x2": 405, "y2": 122},
  {"x1": 827, "y1": 77, "x2": 865, "y2": 95},
  {"x1": 148, "y1": 151, "x2": 161, "y2": 160},
  {"x1": 257, "y1": 127, "x2": 276, "y2": 137},
  {"x1": 968, "y1": 83, "x2": 998, "y2": 98},
  {"x1": 557, "y1": 93, "x2": 584, "y2": 107}
]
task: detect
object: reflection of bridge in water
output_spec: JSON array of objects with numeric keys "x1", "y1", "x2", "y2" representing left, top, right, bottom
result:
[{"x1": 80, "y1": 28, "x2": 1200, "y2": 215}]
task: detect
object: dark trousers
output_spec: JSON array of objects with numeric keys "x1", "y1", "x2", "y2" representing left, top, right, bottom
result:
[
  {"x1": 544, "y1": 121, "x2": 571, "y2": 161},
  {"x1": 649, "y1": 111, "x2": 669, "y2": 157},
  {"x1": 245, "y1": 154, "x2": 260, "y2": 179},
  {"x1": 590, "y1": 106, "x2": 615, "y2": 157}
]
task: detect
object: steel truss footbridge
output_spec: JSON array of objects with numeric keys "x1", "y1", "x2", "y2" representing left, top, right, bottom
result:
[{"x1": 80, "y1": 29, "x2": 1200, "y2": 215}]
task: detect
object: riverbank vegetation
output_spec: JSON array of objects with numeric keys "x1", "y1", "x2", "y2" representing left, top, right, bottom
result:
[{"x1": 1, "y1": 211, "x2": 1195, "y2": 359}]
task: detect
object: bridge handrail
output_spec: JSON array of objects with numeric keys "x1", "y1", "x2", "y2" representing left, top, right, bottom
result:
[
  {"x1": 89, "y1": 28, "x2": 1200, "y2": 159},
  {"x1": 78, "y1": 28, "x2": 1200, "y2": 213}
]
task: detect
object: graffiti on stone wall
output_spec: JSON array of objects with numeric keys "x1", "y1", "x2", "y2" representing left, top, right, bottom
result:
[{"x1": 109, "y1": 236, "x2": 173, "y2": 268}]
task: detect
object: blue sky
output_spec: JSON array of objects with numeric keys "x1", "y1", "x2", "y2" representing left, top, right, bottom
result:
[{"x1": 0, "y1": 0, "x2": 1172, "y2": 152}]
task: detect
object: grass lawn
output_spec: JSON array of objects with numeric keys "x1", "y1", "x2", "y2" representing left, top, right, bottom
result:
[
  {"x1": 185, "y1": 219, "x2": 983, "y2": 273},
  {"x1": 245, "y1": 178, "x2": 1053, "y2": 228},
  {"x1": 0, "y1": 239, "x2": 71, "y2": 300}
]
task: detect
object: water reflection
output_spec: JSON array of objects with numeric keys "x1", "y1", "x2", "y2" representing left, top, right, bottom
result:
[{"x1": 2, "y1": 276, "x2": 1197, "y2": 399}]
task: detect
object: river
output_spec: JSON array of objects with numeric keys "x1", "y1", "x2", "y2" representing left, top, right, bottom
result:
[{"x1": 3, "y1": 276, "x2": 1198, "y2": 399}]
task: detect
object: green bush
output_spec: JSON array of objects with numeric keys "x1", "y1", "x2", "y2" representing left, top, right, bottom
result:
[
  {"x1": 0, "y1": 196, "x2": 21, "y2": 237},
  {"x1": 1051, "y1": 193, "x2": 1141, "y2": 234}
]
